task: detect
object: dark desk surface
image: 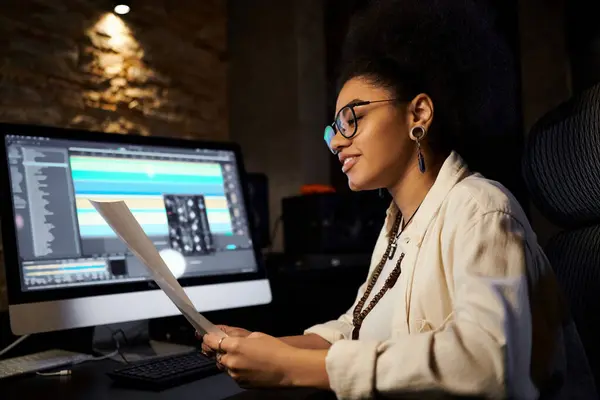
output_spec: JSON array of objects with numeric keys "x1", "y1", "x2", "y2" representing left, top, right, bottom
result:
[{"x1": 0, "y1": 358, "x2": 334, "y2": 400}]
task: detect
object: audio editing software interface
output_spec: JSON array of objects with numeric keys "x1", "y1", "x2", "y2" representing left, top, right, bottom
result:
[{"x1": 5, "y1": 135, "x2": 258, "y2": 291}]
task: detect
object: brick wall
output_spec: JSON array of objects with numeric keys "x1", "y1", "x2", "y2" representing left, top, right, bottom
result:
[{"x1": 0, "y1": 0, "x2": 228, "y2": 311}]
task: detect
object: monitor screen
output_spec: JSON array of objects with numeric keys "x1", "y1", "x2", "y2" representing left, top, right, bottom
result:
[
  {"x1": 6, "y1": 135, "x2": 256, "y2": 292},
  {"x1": 0, "y1": 124, "x2": 270, "y2": 334}
]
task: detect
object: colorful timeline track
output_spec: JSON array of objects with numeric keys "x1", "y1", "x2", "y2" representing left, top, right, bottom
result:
[{"x1": 70, "y1": 156, "x2": 233, "y2": 237}]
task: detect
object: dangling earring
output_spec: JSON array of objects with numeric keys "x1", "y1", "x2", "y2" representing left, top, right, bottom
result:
[
  {"x1": 416, "y1": 140, "x2": 426, "y2": 173},
  {"x1": 410, "y1": 126, "x2": 427, "y2": 173},
  {"x1": 378, "y1": 188, "x2": 384, "y2": 198}
]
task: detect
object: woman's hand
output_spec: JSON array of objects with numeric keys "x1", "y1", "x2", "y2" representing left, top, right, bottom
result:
[
  {"x1": 198, "y1": 325, "x2": 251, "y2": 358},
  {"x1": 203, "y1": 331, "x2": 301, "y2": 388}
]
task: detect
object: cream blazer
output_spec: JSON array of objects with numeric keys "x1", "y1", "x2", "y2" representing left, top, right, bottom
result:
[{"x1": 305, "y1": 151, "x2": 596, "y2": 399}]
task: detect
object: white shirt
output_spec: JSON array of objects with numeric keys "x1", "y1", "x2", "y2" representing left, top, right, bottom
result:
[{"x1": 304, "y1": 151, "x2": 596, "y2": 399}]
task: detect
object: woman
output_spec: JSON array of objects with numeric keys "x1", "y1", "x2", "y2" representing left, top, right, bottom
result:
[{"x1": 202, "y1": 0, "x2": 596, "y2": 398}]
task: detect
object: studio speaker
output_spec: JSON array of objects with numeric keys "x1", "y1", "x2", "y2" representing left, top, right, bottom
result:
[{"x1": 245, "y1": 173, "x2": 270, "y2": 248}]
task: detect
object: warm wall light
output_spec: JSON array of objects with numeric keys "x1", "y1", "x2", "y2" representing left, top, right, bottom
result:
[
  {"x1": 114, "y1": 4, "x2": 130, "y2": 15},
  {"x1": 95, "y1": 13, "x2": 131, "y2": 52}
]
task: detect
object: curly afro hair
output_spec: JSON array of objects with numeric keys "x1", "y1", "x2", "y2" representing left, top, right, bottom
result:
[{"x1": 338, "y1": 0, "x2": 518, "y2": 161}]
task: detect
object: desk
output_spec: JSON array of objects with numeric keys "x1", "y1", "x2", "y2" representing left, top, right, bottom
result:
[{"x1": 0, "y1": 358, "x2": 335, "y2": 400}]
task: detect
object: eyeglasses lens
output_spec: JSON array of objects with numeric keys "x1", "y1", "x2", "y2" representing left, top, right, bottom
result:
[
  {"x1": 323, "y1": 106, "x2": 357, "y2": 154},
  {"x1": 335, "y1": 106, "x2": 356, "y2": 138},
  {"x1": 323, "y1": 125, "x2": 336, "y2": 153}
]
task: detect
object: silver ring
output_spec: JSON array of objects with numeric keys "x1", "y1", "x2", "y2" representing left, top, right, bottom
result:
[
  {"x1": 216, "y1": 352, "x2": 223, "y2": 363},
  {"x1": 217, "y1": 337, "x2": 226, "y2": 353},
  {"x1": 409, "y1": 125, "x2": 426, "y2": 141}
]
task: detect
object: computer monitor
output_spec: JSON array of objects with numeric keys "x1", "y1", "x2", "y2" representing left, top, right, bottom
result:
[{"x1": 0, "y1": 123, "x2": 271, "y2": 336}]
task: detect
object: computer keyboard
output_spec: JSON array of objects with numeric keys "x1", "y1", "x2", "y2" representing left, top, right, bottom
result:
[
  {"x1": 0, "y1": 349, "x2": 93, "y2": 379},
  {"x1": 107, "y1": 350, "x2": 219, "y2": 390}
]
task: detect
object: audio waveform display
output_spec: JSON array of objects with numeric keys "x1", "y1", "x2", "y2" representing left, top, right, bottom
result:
[
  {"x1": 69, "y1": 156, "x2": 233, "y2": 237},
  {"x1": 23, "y1": 261, "x2": 107, "y2": 277}
]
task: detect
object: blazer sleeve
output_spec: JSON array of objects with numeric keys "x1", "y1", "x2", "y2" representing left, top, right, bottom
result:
[{"x1": 323, "y1": 211, "x2": 540, "y2": 399}]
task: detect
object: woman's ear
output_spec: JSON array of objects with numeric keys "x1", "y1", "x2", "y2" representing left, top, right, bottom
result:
[{"x1": 408, "y1": 93, "x2": 434, "y2": 132}]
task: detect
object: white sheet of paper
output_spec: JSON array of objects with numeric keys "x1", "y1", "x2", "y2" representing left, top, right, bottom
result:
[{"x1": 90, "y1": 200, "x2": 226, "y2": 338}]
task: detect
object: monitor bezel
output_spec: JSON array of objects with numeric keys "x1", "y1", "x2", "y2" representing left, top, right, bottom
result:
[{"x1": 0, "y1": 122, "x2": 268, "y2": 306}]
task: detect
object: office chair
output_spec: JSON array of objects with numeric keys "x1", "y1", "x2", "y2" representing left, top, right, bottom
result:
[{"x1": 523, "y1": 81, "x2": 600, "y2": 394}]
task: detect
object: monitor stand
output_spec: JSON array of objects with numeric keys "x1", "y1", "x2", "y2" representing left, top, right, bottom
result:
[{"x1": 92, "y1": 320, "x2": 195, "y2": 363}]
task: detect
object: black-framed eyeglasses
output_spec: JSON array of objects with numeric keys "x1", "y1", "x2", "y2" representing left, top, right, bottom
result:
[{"x1": 323, "y1": 99, "x2": 398, "y2": 154}]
